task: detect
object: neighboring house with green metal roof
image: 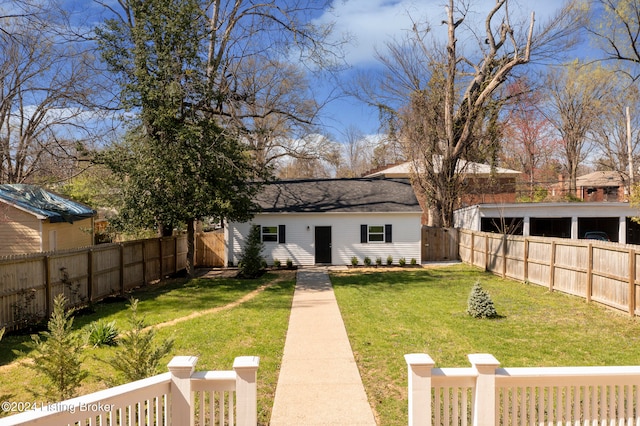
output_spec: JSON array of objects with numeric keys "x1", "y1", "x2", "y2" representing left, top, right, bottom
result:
[
  {"x1": 0, "y1": 184, "x2": 96, "y2": 256},
  {"x1": 226, "y1": 177, "x2": 423, "y2": 266}
]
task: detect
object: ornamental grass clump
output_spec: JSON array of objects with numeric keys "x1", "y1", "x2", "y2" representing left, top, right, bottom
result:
[
  {"x1": 467, "y1": 281, "x2": 498, "y2": 319},
  {"x1": 86, "y1": 320, "x2": 119, "y2": 347}
]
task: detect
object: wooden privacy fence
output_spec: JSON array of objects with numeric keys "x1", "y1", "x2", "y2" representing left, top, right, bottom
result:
[
  {"x1": 421, "y1": 226, "x2": 459, "y2": 262},
  {"x1": 196, "y1": 230, "x2": 225, "y2": 267},
  {"x1": 0, "y1": 235, "x2": 189, "y2": 330},
  {"x1": 459, "y1": 229, "x2": 640, "y2": 317}
]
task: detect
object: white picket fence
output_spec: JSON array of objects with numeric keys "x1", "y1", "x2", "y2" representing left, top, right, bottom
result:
[
  {"x1": 406, "y1": 353, "x2": 640, "y2": 425},
  {"x1": 0, "y1": 355, "x2": 259, "y2": 426}
]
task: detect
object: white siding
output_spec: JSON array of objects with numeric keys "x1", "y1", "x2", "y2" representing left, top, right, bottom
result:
[{"x1": 228, "y1": 212, "x2": 422, "y2": 266}]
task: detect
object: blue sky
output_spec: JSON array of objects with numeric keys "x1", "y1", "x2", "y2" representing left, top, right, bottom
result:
[
  {"x1": 312, "y1": 0, "x2": 589, "y2": 142},
  {"x1": 55, "y1": 0, "x2": 587, "y2": 145}
]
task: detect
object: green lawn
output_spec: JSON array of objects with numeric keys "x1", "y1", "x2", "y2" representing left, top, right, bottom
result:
[
  {"x1": 331, "y1": 264, "x2": 640, "y2": 426},
  {"x1": 0, "y1": 271, "x2": 296, "y2": 425},
  {"x1": 4, "y1": 264, "x2": 640, "y2": 426}
]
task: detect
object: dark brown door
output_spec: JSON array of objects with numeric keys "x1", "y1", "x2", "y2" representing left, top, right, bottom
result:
[{"x1": 315, "y1": 226, "x2": 332, "y2": 264}]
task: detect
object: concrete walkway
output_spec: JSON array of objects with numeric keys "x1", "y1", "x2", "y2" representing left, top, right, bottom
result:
[{"x1": 270, "y1": 268, "x2": 377, "y2": 425}]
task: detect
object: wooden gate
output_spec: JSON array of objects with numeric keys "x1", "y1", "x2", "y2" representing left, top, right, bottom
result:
[
  {"x1": 421, "y1": 227, "x2": 459, "y2": 262},
  {"x1": 196, "y1": 231, "x2": 225, "y2": 267}
]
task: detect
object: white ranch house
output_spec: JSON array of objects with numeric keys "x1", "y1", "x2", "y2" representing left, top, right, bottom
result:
[{"x1": 226, "y1": 177, "x2": 423, "y2": 266}]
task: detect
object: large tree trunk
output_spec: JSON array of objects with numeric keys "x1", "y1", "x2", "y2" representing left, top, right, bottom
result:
[{"x1": 186, "y1": 218, "x2": 196, "y2": 277}]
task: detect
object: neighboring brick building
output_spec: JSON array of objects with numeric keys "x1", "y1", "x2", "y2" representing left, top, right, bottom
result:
[
  {"x1": 365, "y1": 160, "x2": 521, "y2": 224},
  {"x1": 575, "y1": 171, "x2": 628, "y2": 202}
]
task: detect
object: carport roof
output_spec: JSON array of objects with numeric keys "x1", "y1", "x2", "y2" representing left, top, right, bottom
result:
[{"x1": 255, "y1": 177, "x2": 422, "y2": 213}]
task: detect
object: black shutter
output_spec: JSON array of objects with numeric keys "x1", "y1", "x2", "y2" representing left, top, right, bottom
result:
[
  {"x1": 385, "y1": 224, "x2": 392, "y2": 243},
  {"x1": 360, "y1": 224, "x2": 368, "y2": 243},
  {"x1": 279, "y1": 225, "x2": 286, "y2": 244}
]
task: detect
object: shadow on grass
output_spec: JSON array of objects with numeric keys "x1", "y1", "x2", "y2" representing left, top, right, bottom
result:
[
  {"x1": 330, "y1": 265, "x2": 486, "y2": 290},
  {"x1": 0, "y1": 272, "x2": 288, "y2": 367}
]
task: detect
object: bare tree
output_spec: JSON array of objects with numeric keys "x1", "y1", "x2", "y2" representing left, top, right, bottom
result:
[
  {"x1": 363, "y1": 0, "x2": 582, "y2": 226},
  {"x1": 590, "y1": 75, "x2": 640, "y2": 176},
  {"x1": 584, "y1": 0, "x2": 640, "y2": 78},
  {"x1": 543, "y1": 62, "x2": 616, "y2": 194},
  {"x1": 96, "y1": 0, "x2": 345, "y2": 176},
  {"x1": 276, "y1": 134, "x2": 342, "y2": 178},
  {"x1": 501, "y1": 77, "x2": 560, "y2": 197},
  {"x1": 333, "y1": 127, "x2": 373, "y2": 177},
  {"x1": 0, "y1": 1, "x2": 102, "y2": 184}
]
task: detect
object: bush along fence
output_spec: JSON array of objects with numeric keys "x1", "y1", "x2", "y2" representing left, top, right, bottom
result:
[
  {"x1": 459, "y1": 229, "x2": 640, "y2": 317},
  {"x1": 405, "y1": 353, "x2": 640, "y2": 426},
  {"x1": 0, "y1": 235, "x2": 189, "y2": 331}
]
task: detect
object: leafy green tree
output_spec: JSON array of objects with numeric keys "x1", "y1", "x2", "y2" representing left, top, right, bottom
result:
[
  {"x1": 20, "y1": 294, "x2": 87, "y2": 400},
  {"x1": 237, "y1": 225, "x2": 266, "y2": 278},
  {"x1": 109, "y1": 298, "x2": 174, "y2": 383},
  {"x1": 95, "y1": 0, "x2": 260, "y2": 274}
]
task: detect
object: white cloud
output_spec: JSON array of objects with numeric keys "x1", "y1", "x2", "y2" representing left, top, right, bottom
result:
[{"x1": 316, "y1": 0, "x2": 570, "y2": 66}]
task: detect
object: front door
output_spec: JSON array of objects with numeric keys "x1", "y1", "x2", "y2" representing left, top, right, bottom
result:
[{"x1": 315, "y1": 226, "x2": 332, "y2": 264}]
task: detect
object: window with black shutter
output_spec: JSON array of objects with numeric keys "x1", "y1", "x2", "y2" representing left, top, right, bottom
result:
[
  {"x1": 361, "y1": 224, "x2": 393, "y2": 243},
  {"x1": 385, "y1": 224, "x2": 392, "y2": 243}
]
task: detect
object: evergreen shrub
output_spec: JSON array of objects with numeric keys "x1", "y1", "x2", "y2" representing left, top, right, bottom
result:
[{"x1": 467, "y1": 281, "x2": 498, "y2": 319}]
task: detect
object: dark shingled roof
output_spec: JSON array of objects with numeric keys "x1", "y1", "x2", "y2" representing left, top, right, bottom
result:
[{"x1": 255, "y1": 178, "x2": 422, "y2": 213}]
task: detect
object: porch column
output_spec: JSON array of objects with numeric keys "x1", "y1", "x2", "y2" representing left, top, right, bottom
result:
[
  {"x1": 522, "y1": 216, "x2": 530, "y2": 237},
  {"x1": 571, "y1": 216, "x2": 579, "y2": 239},
  {"x1": 234, "y1": 356, "x2": 260, "y2": 426},
  {"x1": 405, "y1": 353, "x2": 435, "y2": 426},
  {"x1": 469, "y1": 353, "x2": 500, "y2": 426},
  {"x1": 168, "y1": 356, "x2": 197, "y2": 425},
  {"x1": 619, "y1": 216, "x2": 627, "y2": 244}
]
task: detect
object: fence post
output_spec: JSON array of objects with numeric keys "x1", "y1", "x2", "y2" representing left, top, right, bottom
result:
[
  {"x1": 174, "y1": 236, "x2": 178, "y2": 274},
  {"x1": 629, "y1": 248, "x2": 636, "y2": 316},
  {"x1": 168, "y1": 356, "x2": 197, "y2": 426},
  {"x1": 43, "y1": 255, "x2": 53, "y2": 319},
  {"x1": 523, "y1": 238, "x2": 529, "y2": 283},
  {"x1": 469, "y1": 353, "x2": 500, "y2": 426},
  {"x1": 484, "y1": 234, "x2": 489, "y2": 271},
  {"x1": 586, "y1": 243, "x2": 593, "y2": 303},
  {"x1": 405, "y1": 353, "x2": 434, "y2": 426},
  {"x1": 233, "y1": 356, "x2": 260, "y2": 426},
  {"x1": 119, "y1": 243, "x2": 125, "y2": 296},
  {"x1": 470, "y1": 231, "x2": 475, "y2": 266},
  {"x1": 548, "y1": 241, "x2": 556, "y2": 292},
  {"x1": 501, "y1": 234, "x2": 507, "y2": 278}
]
